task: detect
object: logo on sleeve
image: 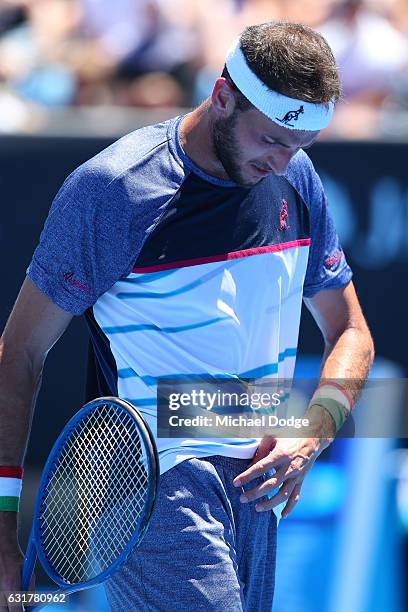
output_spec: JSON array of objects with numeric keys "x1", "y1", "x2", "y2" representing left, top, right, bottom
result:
[
  {"x1": 63, "y1": 271, "x2": 91, "y2": 293},
  {"x1": 324, "y1": 249, "x2": 342, "y2": 268},
  {"x1": 279, "y1": 198, "x2": 290, "y2": 231}
]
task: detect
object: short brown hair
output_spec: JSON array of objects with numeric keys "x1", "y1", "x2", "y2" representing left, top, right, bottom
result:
[{"x1": 222, "y1": 21, "x2": 341, "y2": 110}]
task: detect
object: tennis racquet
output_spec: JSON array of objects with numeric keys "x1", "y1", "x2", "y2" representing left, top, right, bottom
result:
[{"x1": 20, "y1": 396, "x2": 159, "y2": 610}]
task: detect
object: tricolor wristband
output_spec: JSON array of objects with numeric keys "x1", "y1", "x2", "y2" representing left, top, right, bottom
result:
[
  {"x1": 309, "y1": 383, "x2": 353, "y2": 433},
  {"x1": 0, "y1": 466, "x2": 23, "y2": 511}
]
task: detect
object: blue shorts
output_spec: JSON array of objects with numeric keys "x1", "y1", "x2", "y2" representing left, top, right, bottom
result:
[{"x1": 105, "y1": 455, "x2": 277, "y2": 611}]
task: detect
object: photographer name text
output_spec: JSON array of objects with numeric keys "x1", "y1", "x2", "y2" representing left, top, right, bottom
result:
[{"x1": 168, "y1": 414, "x2": 310, "y2": 429}]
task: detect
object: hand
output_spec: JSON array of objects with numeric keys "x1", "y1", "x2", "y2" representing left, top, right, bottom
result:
[
  {"x1": 231, "y1": 403, "x2": 336, "y2": 516},
  {"x1": 0, "y1": 545, "x2": 24, "y2": 612},
  {"x1": 0, "y1": 515, "x2": 35, "y2": 612},
  {"x1": 232, "y1": 433, "x2": 323, "y2": 518}
]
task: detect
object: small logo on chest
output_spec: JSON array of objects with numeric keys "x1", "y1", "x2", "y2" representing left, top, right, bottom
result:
[{"x1": 279, "y1": 198, "x2": 290, "y2": 231}]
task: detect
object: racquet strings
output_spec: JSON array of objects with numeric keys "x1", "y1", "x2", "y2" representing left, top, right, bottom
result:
[{"x1": 38, "y1": 402, "x2": 151, "y2": 584}]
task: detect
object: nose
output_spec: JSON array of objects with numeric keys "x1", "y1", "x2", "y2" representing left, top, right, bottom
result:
[{"x1": 267, "y1": 148, "x2": 297, "y2": 176}]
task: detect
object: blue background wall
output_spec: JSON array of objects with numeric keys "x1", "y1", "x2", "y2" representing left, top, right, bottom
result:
[{"x1": 1, "y1": 134, "x2": 406, "y2": 611}]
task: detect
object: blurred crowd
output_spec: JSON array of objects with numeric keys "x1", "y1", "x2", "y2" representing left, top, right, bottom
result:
[{"x1": 0, "y1": 0, "x2": 407, "y2": 137}]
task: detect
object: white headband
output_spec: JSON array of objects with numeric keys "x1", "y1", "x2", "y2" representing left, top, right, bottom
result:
[{"x1": 225, "y1": 38, "x2": 334, "y2": 131}]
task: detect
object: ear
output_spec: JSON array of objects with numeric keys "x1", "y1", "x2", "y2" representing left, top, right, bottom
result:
[{"x1": 211, "y1": 78, "x2": 237, "y2": 117}]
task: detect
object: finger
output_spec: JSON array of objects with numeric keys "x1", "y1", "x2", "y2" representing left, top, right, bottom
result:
[
  {"x1": 247, "y1": 436, "x2": 278, "y2": 467},
  {"x1": 25, "y1": 574, "x2": 36, "y2": 612},
  {"x1": 3, "y1": 581, "x2": 24, "y2": 612},
  {"x1": 240, "y1": 468, "x2": 287, "y2": 503},
  {"x1": 29, "y1": 572, "x2": 35, "y2": 593},
  {"x1": 0, "y1": 590, "x2": 8, "y2": 610},
  {"x1": 254, "y1": 479, "x2": 297, "y2": 513},
  {"x1": 281, "y1": 483, "x2": 302, "y2": 519},
  {"x1": 5, "y1": 594, "x2": 23, "y2": 612},
  {"x1": 233, "y1": 454, "x2": 285, "y2": 487}
]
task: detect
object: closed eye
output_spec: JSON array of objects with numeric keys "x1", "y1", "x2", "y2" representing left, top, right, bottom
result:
[
  {"x1": 262, "y1": 137, "x2": 291, "y2": 148},
  {"x1": 262, "y1": 137, "x2": 277, "y2": 145}
]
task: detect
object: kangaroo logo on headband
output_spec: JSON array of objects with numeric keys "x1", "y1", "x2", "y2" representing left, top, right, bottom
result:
[{"x1": 276, "y1": 106, "x2": 304, "y2": 127}]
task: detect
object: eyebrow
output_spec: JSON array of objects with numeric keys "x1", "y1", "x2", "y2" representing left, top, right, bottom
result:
[{"x1": 264, "y1": 134, "x2": 318, "y2": 149}]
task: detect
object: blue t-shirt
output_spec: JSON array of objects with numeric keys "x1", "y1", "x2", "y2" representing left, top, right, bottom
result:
[{"x1": 27, "y1": 115, "x2": 352, "y2": 477}]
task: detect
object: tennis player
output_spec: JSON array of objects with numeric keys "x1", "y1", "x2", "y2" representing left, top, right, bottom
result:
[{"x1": 0, "y1": 21, "x2": 374, "y2": 611}]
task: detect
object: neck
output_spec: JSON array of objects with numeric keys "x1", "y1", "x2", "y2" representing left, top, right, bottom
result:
[{"x1": 179, "y1": 101, "x2": 229, "y2": 181}]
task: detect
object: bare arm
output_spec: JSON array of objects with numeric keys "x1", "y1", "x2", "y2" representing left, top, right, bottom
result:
[
  {"x1": 0, "y1": 277, "x2": 72, "y2": 603},
  {"x1": 302, "y1": 280, "x2": 375, "y2": 442},
  {"x1": 305, "y1": 280, "x2": 375, "y2": 397},
  {"x1": 0, "y1": 277, "x2": 73, "y2": 464}
]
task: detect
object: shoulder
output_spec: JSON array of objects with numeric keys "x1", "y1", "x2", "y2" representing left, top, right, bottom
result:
[
  {"x1": 283, "y1": 149, "x2": 325, "y2": 209},
  {"x1": 60, "y1": 118, "x2": 183, "y2": 200}
]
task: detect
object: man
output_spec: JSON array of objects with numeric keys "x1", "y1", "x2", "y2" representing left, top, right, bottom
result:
[{"x1": 0, "y1": 21, "x2": 374, "y2": 612}]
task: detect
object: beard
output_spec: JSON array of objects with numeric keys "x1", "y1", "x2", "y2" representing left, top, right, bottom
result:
[{"x1": 212, "y1": 111, "x2": 251, "y2": 187}]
